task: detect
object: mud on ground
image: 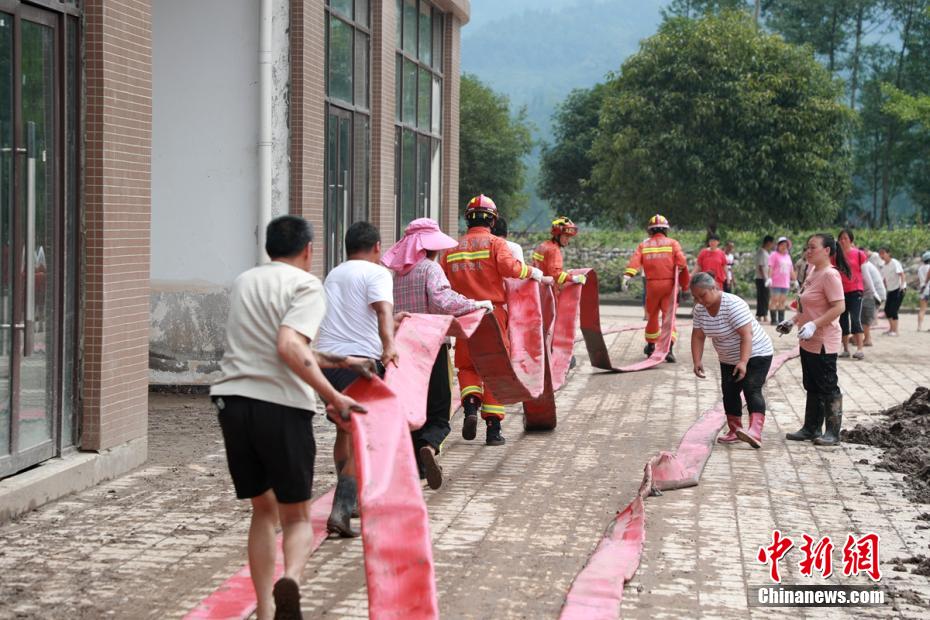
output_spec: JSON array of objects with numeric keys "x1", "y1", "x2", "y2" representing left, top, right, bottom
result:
[{"x1": 843, "y1": 386, "x2": 930, "y2": 505}]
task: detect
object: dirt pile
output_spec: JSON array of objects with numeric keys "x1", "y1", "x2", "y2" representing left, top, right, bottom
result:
[{"x1": 842, "y1": 386, "x2": 930, "y2": 504}]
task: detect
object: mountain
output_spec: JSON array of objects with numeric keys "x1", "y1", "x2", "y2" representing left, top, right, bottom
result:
[{"x1": 461, "y1": 0, "x2": 668, "y2": 227}]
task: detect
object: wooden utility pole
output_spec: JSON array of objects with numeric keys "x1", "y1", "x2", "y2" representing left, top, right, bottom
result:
[{"x1": 754, "y1": 0, "x2": 762, "y2": 23}]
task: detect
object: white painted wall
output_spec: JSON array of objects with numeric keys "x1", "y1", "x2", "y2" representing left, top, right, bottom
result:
[{"x1": 152, "y1": 0, "x2": 289, "y2": 286}]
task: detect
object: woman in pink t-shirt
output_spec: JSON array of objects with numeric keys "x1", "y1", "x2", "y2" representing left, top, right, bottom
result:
[
  {"x1": 767, "y1": 237, "x2": 796, "y2": 325},
  {"x1": 777, "y1": 233, "x2": 850, "y2": 447},
  {"x1": 833, "y1": 229, "x2": 868, "y2": 359}
]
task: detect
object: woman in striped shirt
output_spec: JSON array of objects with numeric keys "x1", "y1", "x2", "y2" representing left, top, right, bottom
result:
[{"x1": 690, "y1": 272, "x2": 775, "y2": 448}]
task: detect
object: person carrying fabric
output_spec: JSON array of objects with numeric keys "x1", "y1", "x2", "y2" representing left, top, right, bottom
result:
[
  {"x1": 878, "y1": 246, "x2": 907, "y2": 337},
  {"x1": 754, "y1": 235, "x2": 775, "y2": 322},
  {"x1": 441, "y1": 194, "x2": 544, "y2": 447},
  {"x1": 690, "y1": 272, "x2": 774, "y2": 448},
  {"x1": 491, "y1": 216, "x2": 525, "y2": 263},
  {"x1": 777, "y1": 233, "x2": 850, "y2": 447},
  {"x1": 210, "y1": 216, "x2": 370, "y2": 619},
  {"x1": 834, "y1": 229, "x2": 868, "y2": 359},
  {"x1": 621, "y1": 214, "x2": 690, "y2": 363},
  {"x1": 531, "y1": 216, "x2": 587, "y2": 287},
  {"x1": 696, "y1": 233, "x2": 728, "y2": 290},
  {"x1": 919, "y1": 250, "x2": 930, "y2": 332},
  {"x1": 315, "y1": 221, "x2": 400, "y2": 538},
  {"x1": 860, "y1": 253, "x2": 886, "y2": 347},
  {"x1": 767, "y1": 236, "x2": 797, "y2": 325},
  {"x1": 382, "y1": 218, "x2": 493, "y2": 489}
]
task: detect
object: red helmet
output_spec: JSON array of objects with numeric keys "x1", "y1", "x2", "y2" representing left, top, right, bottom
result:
[
  {"x1": 465, "y1": 194, "x2": 498, "y2": 221},
  {"x1": 647, "y1": 214, "x2": 670, "y2": 230},
  {"x1": 551, "y1": 216, "x2": 578, "y2": 238}
]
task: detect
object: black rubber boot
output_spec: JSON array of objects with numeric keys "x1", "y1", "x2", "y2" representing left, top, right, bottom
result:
[
  {"x1": 813, "y1": 396, "x2": 843, "y2": 447},
  {"x1": 786, "y1": 393, "x2": 825, "y2": 441},
  {"x1": 778, "y1": 310, "x2": 785, "y2": 323},
  {"x1": 643, "y1": 342, "x2": 655, "y2": 357},
  {"x1": 462, "y1": 395, "x2": 480, "y2": 441},
  {"x1": 485, "y1": 418, "x2": 506, "y2": 446},
  {"x1": 326, "y1": 475, "x2": 360, "y2": 538},
  {"x1": 665, "y1": 343, "x2": 676, "y2": 363},
  {"x1": 770, "y1": 310, "x2": 777, "y2": 324}
]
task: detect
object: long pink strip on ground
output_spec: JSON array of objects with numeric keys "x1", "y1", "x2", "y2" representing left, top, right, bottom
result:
[
  {"x1": 560, "y1": 347, "x2": 799, "y2": 620},
  {"x1": 183, "y1": 490, "x2": 334, "y2": 620}
]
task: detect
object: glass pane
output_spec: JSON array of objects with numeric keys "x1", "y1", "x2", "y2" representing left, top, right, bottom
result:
[
  {"x1": 395, "y1": 0, "x2": 402, "y2": 47},
  {"x1": 418, "y1": 136, "x2": 430, "y2": 219},
  {"x1": 328, "y1": 17, "x2": 353, "y2": 104},
  {"x1": 430, "y1": 139, "x2": 441, "y2": 220},
  {"x1": 402, "y1": 58, "x2": 416, "y2": 124},
  {"x1": 355, "y1": 32, "x2": 369, "y2": 109},
  {"x1": 19, "y1": 20, "x2": 56, "y2": 452},
  {"x1": 353, "y1": 113, "x2": 369, "y2": 222},
  {"x1": 418, "y1": 3, "x2": 432, "y2": 64},
  {"x1": 331, "y1": 0, "x2": 353, "y2": 20},
  {"x1": 356, "y1": 0, "x2": 369, "y2": 28},
  {"x1": 403, "y1": 0, "x2": 417, "y2": 54},
  {"x1": 0, "y1": 13, "x2": 11, "y2": 456},
  {"x1": 418, "y1": 67, "x2": 431, "y2": 130},
  {"x1": 401, "y1": 130, "x2": 416, "y2": 229},
  {"x1": 431, "y1": 76, "x2": 441, "y2": 134},
  {"x1": 395, "y1": 54, "x2": 402, "y2": 122},
  {"x1": 62, "y1": 16, "x2": 79, "y2": 447},
  {"x1": 432, "y1": 11, "x2": 443, "y2": 70}
]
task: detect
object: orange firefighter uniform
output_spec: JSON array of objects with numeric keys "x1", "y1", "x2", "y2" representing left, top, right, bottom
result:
[
  {"x1": 624, "y1": 230, "x2": 690, "y2": 345},
  {"x1": 442, "y1": 226, "x2": 534, "y2": 420},
  {"x1": 532, "y1": 216, "x2": 583, "y2": 286}
]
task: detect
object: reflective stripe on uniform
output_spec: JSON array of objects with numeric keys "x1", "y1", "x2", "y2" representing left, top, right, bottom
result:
[
  {"x1": 558, "y1": 271, "x2": 569, "y2": 284},
  {"x1": 519, "y1": 264, "x2": 529, "y2": 279},
  {"x1": 461, "y1": 385, "x2": 484, "y2": 398},
  {"x1": 446, "y1": 250, "x2": 491, "y2": 263},
  {"x1": 644, "y1": 330, "x2": 661, "y2": 339},
  {"x1": 624, "y1": 268, "x2": 638, "y2": 276},
  {"x1": 481, "y1": 404, "x2": 506, "y2": 415},
  {"x1": 642, "y1": 246, "x2": 673, "y2": 254},
  {"x1": 532, "y1": 252, "x2": 545, "y2": 262}
]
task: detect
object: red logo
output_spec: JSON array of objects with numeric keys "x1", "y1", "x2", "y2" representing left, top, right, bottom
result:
[{"x1": 758, "y1": 531, "x2": 882, "y2": 583}]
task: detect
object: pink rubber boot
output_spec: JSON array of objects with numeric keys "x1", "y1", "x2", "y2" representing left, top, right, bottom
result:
[
  {"x1": 717, "y1": 415, "x2": 743, "y2": 444},
  {"x1": 736, "y1": 413, "x2": 765, "y2": 449}
]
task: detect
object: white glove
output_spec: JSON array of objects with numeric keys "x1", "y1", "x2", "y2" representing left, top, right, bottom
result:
[
  {"x1": 791, "y1": 280, "x2": 799, "y2": 291},
  {"x1": 765, "y1": 278, "x2": 772, "y2": 288},
  {"x1": 474, "y1": 300, "x2": 493, "y2": 313},
  {"x1": 529, "y1": 267, "x2": 544, "y2": 282},
  {"x1": 797, "y1": 321, "x2": 817, "y2": 340},
  {"x1": 775, "y1": 319, "x2": 795, "y2": 335},
  {"x1": 571, "y1": 274, "x2": 587, "y2": 285},
  {"x1": 621, "y1": 275, "x2": 632, "y2": 291}
]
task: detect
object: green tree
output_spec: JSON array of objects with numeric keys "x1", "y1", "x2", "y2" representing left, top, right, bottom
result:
[
  {"x1": 538, "y1": 84, "x2": 606, "y2": 225},
  {"x1": 592, "y1": 11, "x2": 854, "y2": 232},
  {"x1": 459, "y1": 73, "x2": 534, "y2": 220},
  {"x1": 662, "y1": 0, "x2": 753, "y2": 19}
]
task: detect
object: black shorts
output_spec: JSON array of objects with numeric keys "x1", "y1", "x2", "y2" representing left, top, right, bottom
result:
[
  {"x1": 214, "y1": 395, "x2": 316, "y2": 503},
  {"x1": 321, "y1": 358, "x2": 385, "y2": 423}
]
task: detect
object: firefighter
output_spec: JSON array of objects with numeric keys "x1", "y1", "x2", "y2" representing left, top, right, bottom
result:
[
  {"x1": 442, "y1": 194, "x2": 544, "y2": 446},
  {"x1": 531, "y1": 216, "x2": 587, "y2": 286},
  {"x1": 622, "y1": 214, "x2": 690, "y2": 363}
]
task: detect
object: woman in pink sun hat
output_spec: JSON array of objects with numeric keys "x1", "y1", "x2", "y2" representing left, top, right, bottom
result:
[{"x1": 382, "y1": 218, "x2": 492, "y2": 490}]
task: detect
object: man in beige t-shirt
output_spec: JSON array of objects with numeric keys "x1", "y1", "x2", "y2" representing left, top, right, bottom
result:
[{"x1": 211, "y1": 215, "x2": 370, "y2": 620}]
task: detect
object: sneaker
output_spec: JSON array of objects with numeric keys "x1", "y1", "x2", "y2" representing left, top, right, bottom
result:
[
  {"x1": 852, "y1": 351, "x2": 865, "y2": 360},
  {"x1": 485, "y1": 418, "x2": 506, "y2": 446},
  {"x1": 838, "y1": 350, "x2": 851, "y2": 358},
  {"x1": 272, "y1": 577, "x2": 301, "y2": 620}
]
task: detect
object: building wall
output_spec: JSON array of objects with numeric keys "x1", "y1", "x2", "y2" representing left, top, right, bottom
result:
[
  {"x1": 149, "y1": 0, "x2": 290, "y2": 384},
  {"x1": 83, "y1": 0, "x2": 153, "y2": 450}
]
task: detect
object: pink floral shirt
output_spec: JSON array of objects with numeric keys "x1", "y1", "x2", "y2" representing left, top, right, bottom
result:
[{"x1": 393, "y1": 258, "x2": 478, "y2": 316}]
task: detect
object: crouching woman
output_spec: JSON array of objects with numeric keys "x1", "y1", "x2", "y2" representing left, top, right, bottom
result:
[{"x1": 690, "y1": 272, "x2": 775, "y2": 448}]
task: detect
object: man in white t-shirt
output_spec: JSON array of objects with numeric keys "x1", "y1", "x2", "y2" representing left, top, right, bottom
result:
[
  {"x1": 878, "y1": 247, "x2": 906, "y2": 336},
  {"x1": 211, "y1": 216, "x2": 369, "y2": 619},
  {"x1": 491, "y1": 216, "x2": 525, "y2": 263},
  {"x1": 689, "y1": 272, "x2": 775, "y2": 449},
  {"x1": 315, "y1": 220, "x2": 401, "y2": 537}
]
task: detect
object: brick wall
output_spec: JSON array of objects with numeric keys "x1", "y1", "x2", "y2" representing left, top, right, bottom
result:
[
  {"x1": 370, "y1": 0, "x2": 397, "y2": 245},
  {"x1": 83, "y1": 0, "x2": 153, "y2": 451},
  {"x1": 289, "y1": 0, "x2": 326, "y2": 274}
]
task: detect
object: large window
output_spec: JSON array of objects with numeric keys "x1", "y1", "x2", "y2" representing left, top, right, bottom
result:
[
  {"x1": 325, "y1": 0, "x2": 370, "y2": 270},
  {"x1": 395, "y1": 0, "x2": 443, "y2": 236}
]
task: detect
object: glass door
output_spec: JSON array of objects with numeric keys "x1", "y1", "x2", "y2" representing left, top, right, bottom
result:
[
  {"x1": 326, "y1": 106, "x2": 352, "y2": 271},
  {"x1": 0, "y1": 4, "x2": 61, "y2": 478}
]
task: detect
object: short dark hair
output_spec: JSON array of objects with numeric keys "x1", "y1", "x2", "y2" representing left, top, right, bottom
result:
[
  {"x1": 879, "y1": 246, "x2": 891, "y2": 254},
  {"x1": 345, "y1": 221, "x2": 381, "y2": 255},
  {"x1": 707, "y1": 233, "x2": 720, "y2": 242},
  {"x1": 491, "y1": 217, "x2": 509, "y2": 238},
  {"x1": 762, "y1": 235, "x2": 774, "y2": 245},
  {"x1": 265, "y1": 215, "x2": 313, "y2": 259}
]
